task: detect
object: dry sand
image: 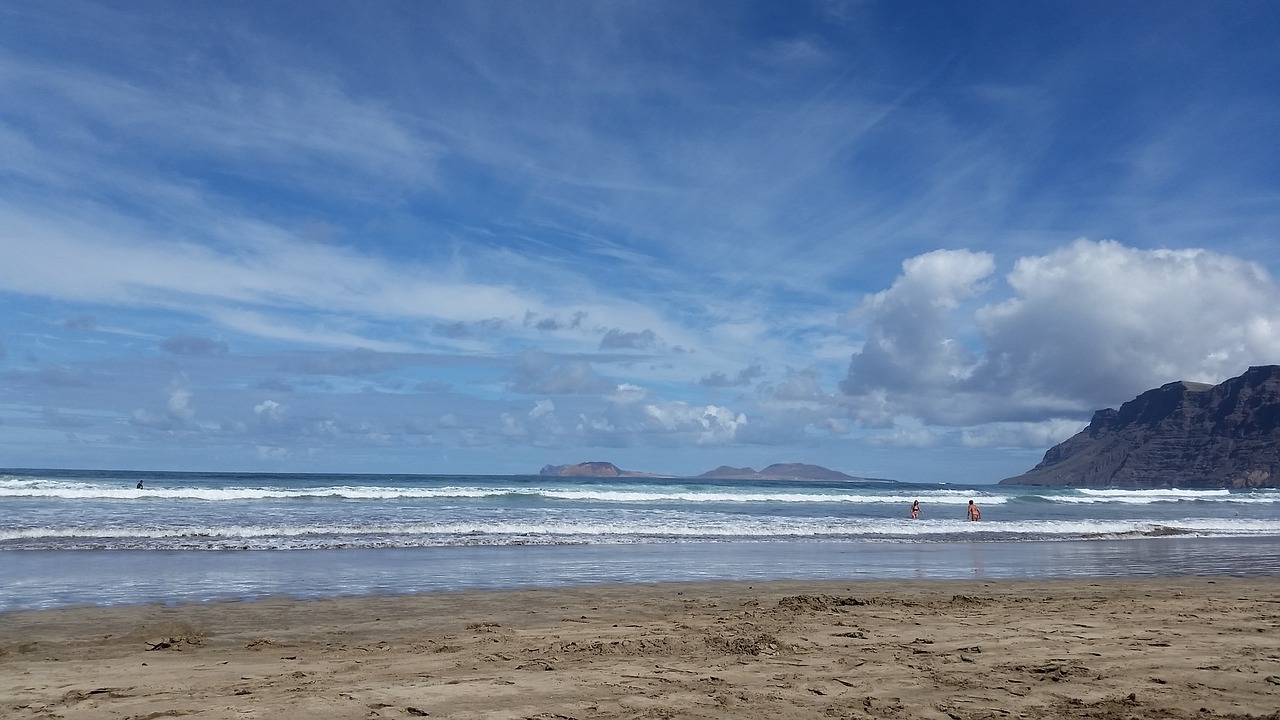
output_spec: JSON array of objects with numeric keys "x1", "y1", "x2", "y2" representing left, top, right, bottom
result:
[{"x1": 3, "y1": 578, "x2": 1279, "y2": 720}]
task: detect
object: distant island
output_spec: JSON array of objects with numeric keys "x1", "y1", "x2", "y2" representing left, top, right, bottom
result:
[
  {"x1": 697, "y1": 463, "x2": 883, "y2": 481},
  {"x1": 1001, "y1": 365, "x2": 1280, "y2": 488},
  {"x1": 538, "y1": 462, "x2": 667, "y2": 478},
  {"x1": 539, "y1": 461, "x2": 892, "y2": 482}
]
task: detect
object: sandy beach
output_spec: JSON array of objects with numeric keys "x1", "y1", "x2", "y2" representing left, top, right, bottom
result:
[{"x1": 3, "y1": 578, "x2": 1279, "y2": 720}]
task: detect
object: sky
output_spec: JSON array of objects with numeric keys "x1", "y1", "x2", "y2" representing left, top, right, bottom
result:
[{"x1": 2, "y1": 1, "x2": 1279, "y2": 483}]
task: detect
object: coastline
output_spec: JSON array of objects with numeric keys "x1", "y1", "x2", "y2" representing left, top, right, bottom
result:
[
  {"x1": 4, "y1": 577, "x2": 1279, "y2": 719},
  {"x1": 6, "y1": 536, "x2": 1280, "y2": 612}
]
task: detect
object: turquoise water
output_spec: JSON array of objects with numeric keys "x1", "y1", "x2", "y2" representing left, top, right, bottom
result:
[{"x1": 3, "y1": 469, "x2": 1279, "y2": 610}]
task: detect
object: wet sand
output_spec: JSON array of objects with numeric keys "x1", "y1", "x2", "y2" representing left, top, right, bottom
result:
[{"x1": 3, "y1": 578, "x2": 1279, "y2": 719}]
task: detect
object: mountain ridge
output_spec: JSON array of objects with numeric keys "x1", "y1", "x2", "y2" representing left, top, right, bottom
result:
[
  {"x1": 1001, "y1": 365, "x2": 1280, "y2": 488},
  {"x1": 539, "y1": 461, "x2": 891, "y2": 482}
]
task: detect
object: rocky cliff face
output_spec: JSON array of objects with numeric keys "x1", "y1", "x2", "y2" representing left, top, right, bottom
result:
[{"x1": 1001, "y1": 365, "x2": 1280, "y2": 488}]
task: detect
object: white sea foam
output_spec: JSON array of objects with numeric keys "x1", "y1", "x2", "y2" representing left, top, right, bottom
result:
[
  {"x1": 6, "y1": 516, "x2": 1279, "y2": 550},
  {"x1": 7, "y1": 476, "x2": 1274, "y2": 506},
  {"x1": 0, "y1": 479, "x2": 505, "y2": 501},
  {"x1": 535, "y1": 489, "x2": 1006, "y2": 504},
  {"x1": 5, "y1": 472, "x2": 1279, "y2": 554},
  {"x1": 0, "y1": 479, "x2": 1007, "y2": 504},
  {"x1": 1048, "y1": 488, "x2": 1277, "y2": 504}
]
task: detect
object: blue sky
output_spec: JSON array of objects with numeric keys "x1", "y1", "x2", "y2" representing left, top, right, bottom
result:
[{"x1": 2, "y1": 1, "x2": 1279, "y2": 482}]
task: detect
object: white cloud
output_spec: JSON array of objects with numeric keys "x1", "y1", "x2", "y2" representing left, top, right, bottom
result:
[
  {"x1": 0, "y1": 48, "x2": 438, "y2": 195},
  {"x1": 254, "y1": 399, "x2": 286, "y2": 424},
  {"x1": 865, "y1": 422, "x2": 939, "y2": 449},
  {"x1": 609, "y1": 384, "x2": 648, "y2": 404},
  {"x1": 641, "y1": 403, "x2": 747, "y2": 446},
  {"x1": 128, "y1": 376, "x2": 197, "y2": 431},
  {"x1": 960, "y1": 420, "x2": 1086, "y2": 449},
  {"x1": 524, "y1": 400, "x2": 563, "y2": 446},
  {"x1": 498, "y1": 412, "x2": 524, "y2": 437},
  {"x1": 762, "y1": 367, "x2": 827, "y2": 403},
  {"x1": 167, "y1": 385, "x2": 194, "y2": 422},
  {"x1": 529, "y1": 399, "x2": 555, "y2": 419},
  {"x1": 509, "y1": 352, "x2": 616, "y2": 395},
  {"x1": 841, "y1": 249, "x2": 994, "y2": 395},
  {"x1": 974, "y1": 239, "x2": 1280, "y2": 403},
  {"x1": 599, "y1": 328, "x2": 658, "y2": 351},
  {"x1": 841, "y1": 239, "x2": 1280, "y2": 429},
  {"x1": 3, "y1": 3, "x2": 1279, "y2": 480},
  {"x1": 256, "y1": 445, "x2": 291, "y2": 461}
]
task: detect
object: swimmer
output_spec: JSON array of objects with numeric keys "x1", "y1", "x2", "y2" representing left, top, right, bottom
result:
[
  {"x1": 910, "y1": 500, "x2": 920, "y2": 519},
  {"x1": 967, "y1": 500, "x2": 981, "y2": 521}
]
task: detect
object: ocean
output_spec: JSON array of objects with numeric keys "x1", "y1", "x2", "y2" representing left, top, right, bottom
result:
[{"x1": 3, "y1": 468, "x2": 1279, "y2": 611}]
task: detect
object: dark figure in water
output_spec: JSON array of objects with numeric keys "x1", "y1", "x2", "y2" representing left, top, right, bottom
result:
[{"x1": 136, "y1": 480, "x2": 144, "y2": 489}]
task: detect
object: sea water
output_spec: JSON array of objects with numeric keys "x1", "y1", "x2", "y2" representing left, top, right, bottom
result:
[{"x1": 3, "y1": 469, "x2": 1279, "y2": 611}]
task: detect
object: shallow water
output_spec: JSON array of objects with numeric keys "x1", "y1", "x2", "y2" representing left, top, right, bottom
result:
[
  {"x1": 3, "y1": 469, "x2": 1279, "y2": 611},
  {"x1": 4, "y1": 536, "x2": 1279, "y2": 611}
]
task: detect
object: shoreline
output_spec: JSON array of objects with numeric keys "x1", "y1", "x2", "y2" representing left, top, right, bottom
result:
[
  {"x1": 7, "y1": 536, "x2": 1280, "y2": 613},
  {"x1": 4, "y1": 577, "x2": 1279, "y2": 719}
]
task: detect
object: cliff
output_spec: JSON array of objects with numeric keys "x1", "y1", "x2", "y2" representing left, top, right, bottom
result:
[{"x1": 1001, "y1": 365, "x2": 1280, "y2": 488}]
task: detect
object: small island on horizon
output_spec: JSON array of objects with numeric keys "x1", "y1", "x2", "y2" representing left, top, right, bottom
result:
[
  {"x1": 539, "y1": 461, "x2": 895, "y2": 482},
  {"x1": 545, "y1": 366, "x2": 1280, "y2": 490}
]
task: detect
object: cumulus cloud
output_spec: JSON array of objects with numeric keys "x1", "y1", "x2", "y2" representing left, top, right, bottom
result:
[
  {"x1": 972, "y1": 239, "x2": 1280, "y2": 404},
  {"x1": 760, "y1": 367, "x2": 827, "y2": 402},
  {"x1": 513, "y1": 399, "x2": 564, "y2": 446},
  {"x1": 557, "y1": 388, "x2": 750, "y2": 448},
  {"x1": 524, "y1": 310, "x2": 587, "y2": 331},
  {"x1": 599, "y1": 328, "x2": 658, "y2": 350},
  {"x1": 959, "y1": 420, "x2": 1087, "y2": 449},
  {"x1": 608, "y1": 383, "x2": 649, "y2": 404},
  {"x1": 529, "y1": 399, "x2": 555, "y2": 419},
  {"x1": 700, "y1": 363, "x2": 765, "y2": 388},
  {"x1": 130, "y1": 379, "x2": 196, "y2": 430},
  {"x1": 168, "y1": 385, "x2": 194, "y2": 422},
  {"x1": 498, "y1": 412, "x2": 524, "y2": 437},
  {"x1": 509, "y1": 351, "x2": 616, "y2": 395},
  {"x1": 840, "y1": 249, "x2": 993, "y2": 397},
  {"x1": 840, "y1": 239, "x2": 1280, "y2": 431},
  {"x1": 640, "y1": 402, "x2": 747, "y2": 445},
  {"x1": 254, "y1": 399, "x2": 286, "y2": 424}
]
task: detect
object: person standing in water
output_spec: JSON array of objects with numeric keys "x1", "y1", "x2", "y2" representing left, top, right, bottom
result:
[
  {"x1": 967, "y1": 500, "x2": 981, "y2": 521},
  {"x1": 910, "y1": 500, "x2": 920, "y2": 519}
]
